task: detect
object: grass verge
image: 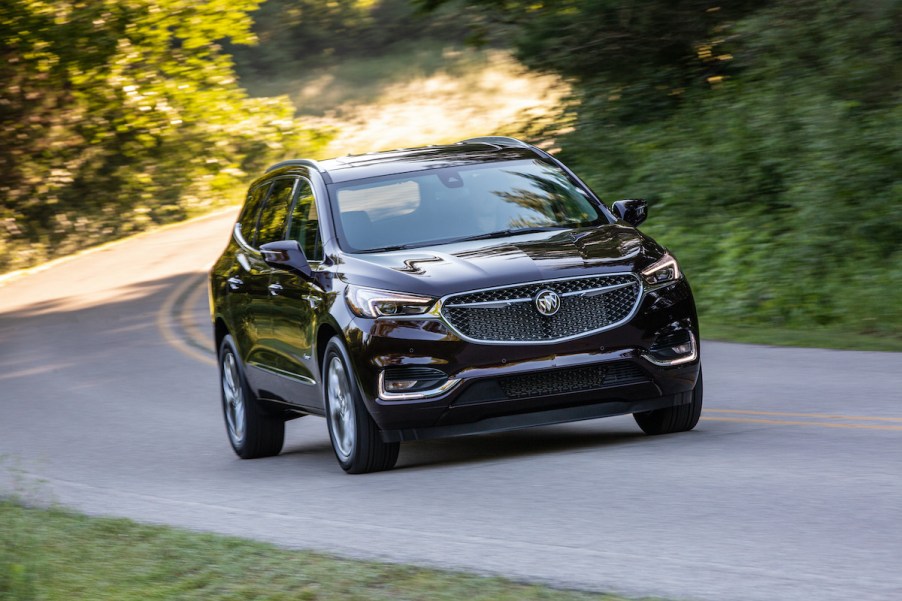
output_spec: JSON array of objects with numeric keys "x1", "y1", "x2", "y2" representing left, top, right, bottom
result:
[
  {"x1": 0, "y1": 501, "x2": 635, "y2": 601},
  {"x1": 702, "y1": 321, "x2": 902, "y2": 353}
]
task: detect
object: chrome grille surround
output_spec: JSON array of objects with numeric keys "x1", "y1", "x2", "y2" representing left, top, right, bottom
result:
[{"x1": 439, "y1": 273, "x2": 643, "y2": 344}]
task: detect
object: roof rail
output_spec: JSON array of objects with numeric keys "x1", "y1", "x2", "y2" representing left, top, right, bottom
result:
[
  {"x1": 265, "y1": 159, "x2": 323, "y2": 174},
  {"x1": 458, "y1": 136, "x2": 531, "y2": 149}
]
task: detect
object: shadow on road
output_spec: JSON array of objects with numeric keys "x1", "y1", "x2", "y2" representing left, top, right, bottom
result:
[
  {"x1": 0, "y1": 272, "x2": 208, "y2": 375},
  {"x1": 395, "y1": 424, "x2": 646, "y2": 471},
  {"x1": 0, "y1": 270, "x2": 660, "y2": 476}
]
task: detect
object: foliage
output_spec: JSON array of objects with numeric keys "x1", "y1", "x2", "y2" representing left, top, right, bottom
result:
[
  {"x1": 230, "y1": 0, "x2": 480, "y2": 78},
  {"x1": 2, "y1": 0, "x2": 899, "y2": 341},
  {"x1": 421, "y1": 0, "x2": 764, "y2": 123},
  {"x1": 425, "y1": 0, "x2": 902, "y2": 338},
  {"x1": 0, "y1": 0, "x2": 326, "y2": 273}
]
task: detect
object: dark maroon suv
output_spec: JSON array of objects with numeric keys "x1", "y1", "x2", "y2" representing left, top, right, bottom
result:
[{"x1": 209, "y1": 136, "x2": 702, "y2": 473}]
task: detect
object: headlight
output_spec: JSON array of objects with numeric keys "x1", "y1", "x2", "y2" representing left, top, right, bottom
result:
[
  {"x1": 641, "y1": 253, "x2": 681, "y2": 287},
  {"x1": 345, "y1": 285, "x2": 436, "y2": 318}
]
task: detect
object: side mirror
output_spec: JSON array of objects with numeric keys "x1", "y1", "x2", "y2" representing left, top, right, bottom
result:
[
  {"x1": 259, "y1": 240, "x2": 312, "y2": 278},
  {"x1": 611, "y1": 199, "x2": 648, "y2": 227}
]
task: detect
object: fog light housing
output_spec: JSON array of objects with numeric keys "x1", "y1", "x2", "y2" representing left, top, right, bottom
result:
[
  {"x1": 643, "y1": 330, "x2": 698, "y2": 366},
  {"x1": 384, "y1": 379, "x2": 419, "y2": 392},
  {"x1": 379, "y1": 367, "x2": 461, "y2": 400}
]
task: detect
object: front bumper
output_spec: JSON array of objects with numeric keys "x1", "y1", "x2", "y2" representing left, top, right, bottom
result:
[{"x1": 343, "y1": 279, "x2": 700, "y2": 439}]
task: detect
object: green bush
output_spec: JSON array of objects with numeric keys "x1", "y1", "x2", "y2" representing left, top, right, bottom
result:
[
  {"x1": 521, "y1": 0, "x2": 902, "y2": 338},
  {"x1": 0, "y1": 0, "x2": 327, "y2": 273}
]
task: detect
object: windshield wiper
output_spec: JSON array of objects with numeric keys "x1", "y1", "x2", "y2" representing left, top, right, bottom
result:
[
  {"x1": 361, "y1": 227, "x2": 567, "y2": 253},
  {"x1": 453, "y1": 226, "x2": 567, "y2": 243},
  {"x1": 362, "y1": 243, "x2": 426, "y2": 253}
]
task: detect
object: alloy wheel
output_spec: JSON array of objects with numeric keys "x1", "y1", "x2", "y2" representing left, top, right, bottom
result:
[
  {"x1": 221, "y1": 351, "x2": 246, "y2": 446},
  {"x1": 327, "y1": 356, "x2": 356, "y2": 460}
]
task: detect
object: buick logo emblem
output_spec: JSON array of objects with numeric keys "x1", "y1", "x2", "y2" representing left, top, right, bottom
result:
[{"x1": 534, "y1": 289, "x2": 561, "y2": 316}]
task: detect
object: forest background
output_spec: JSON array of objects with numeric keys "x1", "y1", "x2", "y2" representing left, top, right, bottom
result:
[{"x1": 1, "y1": 0, "x2": 899, "y2": 345}]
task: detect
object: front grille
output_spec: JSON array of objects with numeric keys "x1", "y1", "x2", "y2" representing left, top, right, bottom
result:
[
  {"x1": 454, "y1": 361, "x2": 650, "y2": 405},
  {"x1": 499, "y1": 362, "x2": 648, "y2": 399},
  {"x1": 441, "y1": 274, "x2": 642, "y2": 342}
]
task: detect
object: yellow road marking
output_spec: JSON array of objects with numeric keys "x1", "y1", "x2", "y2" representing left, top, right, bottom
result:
[
  {"x1": 703, "y1": 416, "x2": 902, "y2": 432},
  {"x1": 181, "y1": 275, "x2": 212, "y2": 351},
  {"x1": 158, "y1": 274, "x2": 902, "y2": 432},
  {"x1": 706, "y1": 409, "x2": 902, "y2": 423},
  {"x1": 156, "y1": 272, "x2": 216, "y2": 367}
]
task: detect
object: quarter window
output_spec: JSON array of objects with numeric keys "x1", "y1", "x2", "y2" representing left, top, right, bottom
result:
[{"x1": 254, "y1": 178, "x2": 297, "y2": 247}]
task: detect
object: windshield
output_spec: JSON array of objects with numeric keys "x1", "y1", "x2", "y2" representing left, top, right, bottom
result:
[{"x1": 329, "y1": 159, "x2": 609, "y2": 252}]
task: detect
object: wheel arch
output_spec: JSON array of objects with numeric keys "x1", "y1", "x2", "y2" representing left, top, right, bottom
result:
[
  {"x1": 316, "y1": 322, "x2": 340, "y2": 376},
  {"x1": 214, "y1": 317, "x2": 230, "y2": 355}
]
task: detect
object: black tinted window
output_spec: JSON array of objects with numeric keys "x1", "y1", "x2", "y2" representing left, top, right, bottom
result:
[
  {"x1": 332, "y1": 159, "x2": 606, "y2": 252},
  {"x1": 286, "y1": 179, "x2": 321, "y2": 261},
  {"x1": 255, "y1": 178, "x2": 296, "y2": 247},
  {"x1": 237, "y1": 183, "x2": 270, "y2": 243}
]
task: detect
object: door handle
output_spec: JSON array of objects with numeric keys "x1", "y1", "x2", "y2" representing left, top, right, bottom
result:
[
  {"x1": 268, "y1": 283, "x2": 284, "y2": 296},
  {"x1": 227, "y1": 276, "x2": 244, "y2": 290}
]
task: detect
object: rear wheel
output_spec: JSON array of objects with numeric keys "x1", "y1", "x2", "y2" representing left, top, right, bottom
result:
[
  {"x1": 634, "y1": 367, "x2": 703, "y2": 435},
  {"x1": 219, "y1": 334, "x2": 284, "y2": 459},
  {"x1": 323, "y1": 337, "x2": 399, "y2": 474}
]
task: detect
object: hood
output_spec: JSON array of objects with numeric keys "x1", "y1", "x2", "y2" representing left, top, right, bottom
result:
[{"x1": 336, "y1": 225, "x2": 665, "y2": 296}]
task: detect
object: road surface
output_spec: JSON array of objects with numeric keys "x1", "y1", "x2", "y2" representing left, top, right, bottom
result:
[{"x1": 1, "y1": 210, "x2": 900, "y2": 601}]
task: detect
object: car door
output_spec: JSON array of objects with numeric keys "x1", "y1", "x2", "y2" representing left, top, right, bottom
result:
[
  {"x1": 241, "y1": 176, "x2": 298, "y2": 398},
  {"x1": 267, "y1": 177, "x2": 326, "y2": 410},
  {"x1": 227, "y1": 181, "x2": 271, "y2": 368}
]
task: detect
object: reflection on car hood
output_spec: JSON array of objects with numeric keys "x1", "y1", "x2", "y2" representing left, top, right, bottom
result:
[{"x1": 338, "y1": 225, "x2": 663, "y2": 297}]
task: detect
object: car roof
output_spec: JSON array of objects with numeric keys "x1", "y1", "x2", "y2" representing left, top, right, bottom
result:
[{"x1": 267, "y1": 140, "x2": 546, "y2": 184}]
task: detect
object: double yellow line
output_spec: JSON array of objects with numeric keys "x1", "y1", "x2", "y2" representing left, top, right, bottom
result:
[
  {"x1": 704, "y1": 409, "x2": 902, "y2": 432},
  {"x1": 156, "y1": 272, "x2": 216, "y2": 367}
]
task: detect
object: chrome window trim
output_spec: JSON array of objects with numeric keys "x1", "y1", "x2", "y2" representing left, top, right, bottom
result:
[{"x1": 233, "y1": 223, "x2": 261, "y2": 256}]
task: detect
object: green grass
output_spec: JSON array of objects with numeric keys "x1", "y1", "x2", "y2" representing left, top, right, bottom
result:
[
  {"x1": 702, "y1": 321, "x2": 902, "y2": 352},
  {"x1": 0, "y1": 501, "x2": 638, "y2": 601}
]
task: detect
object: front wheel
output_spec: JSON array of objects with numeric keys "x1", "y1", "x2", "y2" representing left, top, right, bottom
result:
[
  {"x1": 634, "y1": 367, "x2": 703, "y2": 435},
  {"x1": 323, "y1": 337, "x2": 399, "y2": 474}
]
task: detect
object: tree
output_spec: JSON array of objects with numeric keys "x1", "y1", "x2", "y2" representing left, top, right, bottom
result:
[
  {"x1": 0, "y1": 0, "x2": 324, "y2": 271},
  {"x1": 418, "y1": 0, "x2": 765, "y2": 122},
  {"x1": 420, "y1": 0, "x2": 902, "y2": 336}
]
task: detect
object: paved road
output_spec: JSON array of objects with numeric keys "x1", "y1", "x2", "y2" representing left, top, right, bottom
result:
[{"x1": 2, "y1": 210, "x2": 901, "y2": 601}]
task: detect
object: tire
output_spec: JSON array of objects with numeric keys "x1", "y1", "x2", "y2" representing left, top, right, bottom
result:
[
  {"x1": 634, "y1": 367, "x2": 703, "y2": 435},
  {"x1": 218, "y1": 334, "x2": 284, "y2": 459},
  {"x1": 323, "y1": 337, "x2": 399, "y2": 474}
]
